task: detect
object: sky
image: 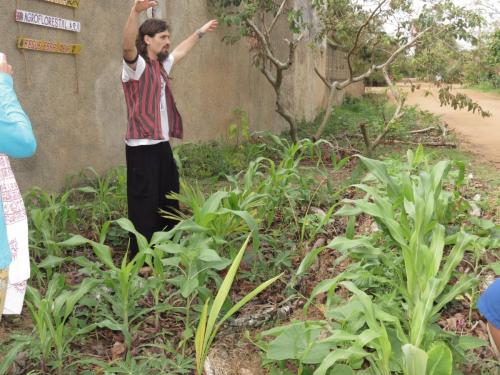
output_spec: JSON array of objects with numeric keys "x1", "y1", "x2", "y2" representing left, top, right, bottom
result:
[
  {"x1": 364, "y1": 0, "x2": 500, "y2": 48},
  {"x1": 411, "y1": 0, "x2": 499, "y2": 28}
]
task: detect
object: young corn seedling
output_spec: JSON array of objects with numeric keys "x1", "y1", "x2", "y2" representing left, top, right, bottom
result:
[
  {"x1": 60, "y1": 219, "x2": 172, "y2": 360},
  {"x1": 26, "y1": 274, "x2": 98, "y2": 374}
]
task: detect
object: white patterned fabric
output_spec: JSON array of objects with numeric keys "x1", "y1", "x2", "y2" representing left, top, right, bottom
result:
[{"x1": 0, "y1": 154, "x2": 29, "y2": 315}]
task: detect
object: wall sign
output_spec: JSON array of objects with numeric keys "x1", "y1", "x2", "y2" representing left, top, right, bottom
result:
[
  {"x1": 17, "y1": 37, "x2": 82, "y2": 55},
  {"x1": 40, "y1": 0, "x2": 80, "y2": 8},
  {"x1": 15, "y1": 9, "x2": 81, "y2": 32}
]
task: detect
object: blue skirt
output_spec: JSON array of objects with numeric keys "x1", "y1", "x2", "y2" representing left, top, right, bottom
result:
[{"x1": 478, "y1": 278, "x2": 500, "y2": 329}]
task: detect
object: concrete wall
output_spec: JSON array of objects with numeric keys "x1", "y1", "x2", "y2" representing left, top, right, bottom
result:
[{"x1": 1, "y1": 0, "x2": 363, "y2": 192}]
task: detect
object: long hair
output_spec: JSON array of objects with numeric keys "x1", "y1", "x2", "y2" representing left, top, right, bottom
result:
[{"x1": 136, "y1": 19, "x2": 170, "y2": 64}]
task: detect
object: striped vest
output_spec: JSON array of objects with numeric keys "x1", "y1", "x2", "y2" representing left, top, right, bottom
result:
[{"x1": 122, "y1": 59, "x2": 183, "y2": 140}]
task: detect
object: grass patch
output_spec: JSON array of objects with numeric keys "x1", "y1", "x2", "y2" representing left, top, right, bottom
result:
[
  {"x1": 174, "y1": 140, "x2": 270, "y2": 180},
  {"x1": 300, "y1": 94, "x2": 442, "y2": 139},
  {"x1": 466, "y1": 82, "x2": 500, "y2": 95}
]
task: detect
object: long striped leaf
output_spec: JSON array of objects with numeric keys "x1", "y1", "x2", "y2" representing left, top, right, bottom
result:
[
  {"x1": 203, "y1": 234, "x2": 252, "y2": 351},
  {"x1": 314, "y1": 347, "x2": 368, "y2": 375},
  {"x1": 402, "y1": 344, "x2": 427, "y2": 375},
  {"x1": 195, "y1": 299, "x2": 210, "y2": 374}
]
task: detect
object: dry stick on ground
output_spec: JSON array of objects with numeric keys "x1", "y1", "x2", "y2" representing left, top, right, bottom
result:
[
  {"x1": 350, "y1": 134, "x2": 457, "y2": 148},
  {"x1": 313, "y1": 9, "x2": 432, "y2": 142},
  {"x1": 386, "y1": 140, "x2": 457, "y2": 148},
  {"x1": 245, "y1": 1, "x2": 303, "y2": 142},
  {"x1": 409, "y1": 126, "x2": 440, "y2": 134}
]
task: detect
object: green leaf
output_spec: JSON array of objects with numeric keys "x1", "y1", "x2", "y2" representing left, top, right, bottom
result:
[
  {"x1": 76, "y1": 186, "x2": 97, "y2": 194},
  {"x1": 328, "y1": 365, "x2": 355, "y2": 375},
  {"x1": 346, "y1": 215, "x2": 356, "y2": 239},
  {"x1": 181, "y1": 277, "x2": 199, "y2": 298},
  {"x1": 203, "y1": 234, "x2": 251, "y2": 351},
  {"x1": 334, "y1": 204, "x2": 362, "y2": 216},
  {"x1": 97, "y1": 319, "x2": 123, "y2": 332},
  {"x1": 427, "y1": 343, "x2": 452, "y2": 375},
  {"x1": 156, "y1": 243, "x2": 185, "y2": 254},
  {"x1": 91, "y1": 242, "x2": 116, "y2": 271},
  {"x1": 457, "y1": 335, "x2": 488, "y2": 351},
  {"x1": 313, "y1": 347, "x2": 367, "y2": 375},
  {"x1": 198, "y1": 248, "x2": 222, "y2": 262},
  {"x1": 63, "y1": 278, "x2": 99, "y2": 320},
  {"x1": 150, "y1": 230, "x2": 174, "y2": 245},
  {"x1": 195, "y1": 299, "x2": 210, "y2": 373},
  {"x1": 297, "y1": 245, "x2": 325, "y2": 276},
  {"x1": 265, "y1": 322, "x2": 331, "y2": 364},
  {"x1": 163, "y1": 256, "x2": 181, "y2": 267},
  {"x1": 195, "y1": 233, "x2": 280, "y2": 375},
  {"x1": 308, "y1": 277, "x2": 341, "y2": 302},
  {"x1": 38, "y1": 255, "x2": 66, "y2": 269},
  {"x1": 488, "y1": 261, "x2": 500, "y2": 275},
  {"x1": 327, "y1": 237, "x2": 381, "y2": 258},
  {"x1": 402, "y1": 344, "x2": 427, "y2": 375},
  {"x1": 357, "y1": 155, "x2": 399, "y2": 196},
  {"x1": 0, "y1": 340, "x2": 30, "y2": 374},
  {"x1": 116, "y1": 218, "x2": 149, "y2": 251},
  {"x1": 59, "y1": 235, "x2": 89, "y2": 247}
]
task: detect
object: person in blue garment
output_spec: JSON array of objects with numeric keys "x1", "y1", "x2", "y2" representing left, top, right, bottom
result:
[
  {"x1": 0, "y1": 53, "x2": 36, "y2": 320},
  {"x1": 478, "y1": 278, "x2": 500, "y2": 358}
]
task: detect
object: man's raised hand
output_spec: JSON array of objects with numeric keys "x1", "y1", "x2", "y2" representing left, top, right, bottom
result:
[
  {"x1": 133, "y1": 0, "x2": 158, "y2": 13},
  {"x1": 199, "y1": 20, "x2": 219, "y2": 34}
]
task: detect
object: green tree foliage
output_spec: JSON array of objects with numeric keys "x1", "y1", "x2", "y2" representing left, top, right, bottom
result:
[{"x1": 463, "y1": 29, "x2": 500, "y2": 89}]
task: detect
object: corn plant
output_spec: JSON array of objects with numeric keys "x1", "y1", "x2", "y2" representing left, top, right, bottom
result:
[
  {"x1": 150, "y1": 228, "x2": 234, "y2": 352},
  {"x1": 74, "y1": 353, "x2": 194, "y2": 375},
  {"x1": 154, "y1": 231, "x2": 232, "y2": 299},
  {"x1": 74, "y1": 166, "x2": 127, "y2": 229},
  {"x1": 261, "y1": 149, "x2": 490, "y2": 373},
  {"x1": 59, "y1": 219, "x2": 173, "y2": 360},
  {"x1": 143, "y1": 241, "x2": 182, "y2": 330},
  {"x1": 25, "y1": 274, "x2": 98, "y2": 374},
  {"x1": 334, "y1": 153, "x2": 478, "y2": 348},
  {"x1": 195, "y1": 234, "x2": 282, "y2": 374},
  {"x1": 163, "y1": 179, "x2": 264, "y2": 250},
  {"x1": 24, "y1": 187, "x2": 78, "y2": 260}
]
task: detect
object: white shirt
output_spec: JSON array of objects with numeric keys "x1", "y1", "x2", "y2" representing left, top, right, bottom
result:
[{"x1": 122, "y1": 54, "x2": 174, "y2": 146}]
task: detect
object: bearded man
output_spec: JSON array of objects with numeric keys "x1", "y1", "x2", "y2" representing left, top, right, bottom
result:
[{"x1": 121, "y1": 0, "x2": 218, "y2": 256}]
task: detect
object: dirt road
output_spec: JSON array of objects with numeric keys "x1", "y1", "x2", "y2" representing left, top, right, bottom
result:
[{"x1": 400, "y1": 83, "x2": 500, "y2": 166}]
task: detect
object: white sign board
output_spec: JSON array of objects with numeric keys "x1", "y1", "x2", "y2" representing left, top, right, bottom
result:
[{"x1": 15, "y1": 9, "x2": 80, "y2": 33}]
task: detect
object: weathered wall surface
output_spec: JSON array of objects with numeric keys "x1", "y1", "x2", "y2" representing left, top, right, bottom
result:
[
  {"x1": 1, "y1": 0, "x2": 363, "y2": 192},
  {"x1": 1, "y1": 0, "x2": 287, "y2": 191}
]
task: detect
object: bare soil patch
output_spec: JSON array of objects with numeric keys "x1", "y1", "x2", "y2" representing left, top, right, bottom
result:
[{"x1": 386, "y1": 83, "x2": 500, "y2": 167}]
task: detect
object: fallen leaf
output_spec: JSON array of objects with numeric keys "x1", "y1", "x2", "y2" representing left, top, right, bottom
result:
[{"x1": 111, "y1": 341, "x2": 126, "y2": 360}]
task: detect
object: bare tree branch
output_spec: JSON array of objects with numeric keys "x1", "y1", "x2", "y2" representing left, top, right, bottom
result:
[
  {"x1": 314, "y1": 23, "x2": 431, "y2": 140},
  {"x1": 269, "y1": 0, "x2": 288, "y2": 34},
  {"x1": 347, "y1": 0, "x2": 388, "y2": 78},
  {"x1": 247, "y1": 20, "x2": 288, "y2": 69},
  {"x1": 359, "y1": 122, "x2": 371, "y2": 152},
  {"x1": 314, "y1": 65, "x2": 331, "y2": 88},
  {"x1": 371, "y1": 66, "x2": 405, "y2": 149},
  {"x1": 285, "y1": 34, "x2": 303, "y2": 67},
  {"x1": 373, "y1": 26, "x2": 432, "y2": 70},
  {"x1": 260, "y1": 65, "x2": 277, "y2": 87},
  {"x1": 245, "y1": 14, "x2": 302, "y2": 141}
]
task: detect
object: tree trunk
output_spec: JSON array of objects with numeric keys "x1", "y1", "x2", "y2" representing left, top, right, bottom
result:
[
  {"x1": 314, "y1": 88, "x2": 342, "y2": 140},
  {"x1": 276, "y1": 97, "x2": 298, "y2": 142}
]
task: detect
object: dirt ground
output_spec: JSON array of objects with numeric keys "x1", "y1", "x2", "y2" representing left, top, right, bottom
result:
[{"x1": 381, "y1": 83, "x2": 500, "y2": 167}]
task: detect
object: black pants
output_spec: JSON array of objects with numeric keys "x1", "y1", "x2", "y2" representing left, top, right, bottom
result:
[{"x1": 125, "y1": 141, "x2": 179, "y2": 257}]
